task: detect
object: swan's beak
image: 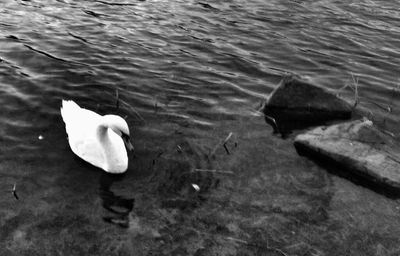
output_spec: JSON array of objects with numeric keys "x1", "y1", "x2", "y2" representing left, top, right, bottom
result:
[{"x1": 121, "y1": 134, "x2": 134, "y2": 152}]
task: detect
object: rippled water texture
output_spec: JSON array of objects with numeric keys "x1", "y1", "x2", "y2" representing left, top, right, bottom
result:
[{"x1": 1, "y1": 0, "x2": 400, "y2": 255}]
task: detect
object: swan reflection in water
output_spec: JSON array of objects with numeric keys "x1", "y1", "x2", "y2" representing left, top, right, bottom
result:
[{"x1": 99, "y1": 172, "x2": 134, "y2": 228}]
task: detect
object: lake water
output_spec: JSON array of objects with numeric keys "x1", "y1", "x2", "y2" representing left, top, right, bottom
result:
[{"x1": 1, "y1": 0, "x2": 400, "y2": 255}]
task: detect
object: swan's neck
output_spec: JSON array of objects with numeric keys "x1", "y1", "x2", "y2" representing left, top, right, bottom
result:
[
  {"x1": 96, "y1": 125, "x2": 118, "y2": 169},
  {"x1": 97, "y1": 124, "x2": 110, "y2": 142}
]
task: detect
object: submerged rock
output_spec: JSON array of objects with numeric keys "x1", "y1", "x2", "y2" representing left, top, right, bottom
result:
[
  {"x1": 264, "y1": 76, "x2": 352, "y2": 135},
  {"x1": 294, "y1": 119, "x2": 400, "y2": 192}
]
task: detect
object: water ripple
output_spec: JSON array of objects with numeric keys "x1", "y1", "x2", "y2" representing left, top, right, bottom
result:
[{"x1": 0, "y1": 0, "x2": 399, "y2": 157}]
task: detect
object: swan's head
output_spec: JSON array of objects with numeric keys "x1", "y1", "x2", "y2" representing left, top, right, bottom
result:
[{"x1": 103, "y1": 115, "x2": 134, "y2": 151}]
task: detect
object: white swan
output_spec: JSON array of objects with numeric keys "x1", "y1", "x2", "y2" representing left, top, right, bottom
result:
[{"x1": 60, "y1": 100, "x2": 133, "y2": 174}]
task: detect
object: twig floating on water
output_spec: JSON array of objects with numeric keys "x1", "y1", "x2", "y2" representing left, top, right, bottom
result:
[
  {"x1": 197, "y1": 2, "x2": 217, "y2": 10},
  {"x1": 192, "y1": 169, "x2": 234, "y2": 175},
  {"x1": 210, "y1": 132, "x2": 235, "y2": 157},
  {"x1": 264, "y1": 114, "x2": 279, "y2": 133},
  {"x1": 115, "y1": 88, "x2": 119, "y2": 111},
  {"x1": 24, "y1": 44, "x2": 69, "y2": 63},
  {"x1": 151, "y1": 151, "x2": 164, "y2": 167},
  {"x1": 68, "y1": 32, "x2": 89, "y2": 43},
  {"x1": 223, "y1": 144, "x2": 230, "y2": 155},
  {"x1": 94, "y1": 0, "x2": 136, "y2": 6},
  {"x1": 223, "y1": 132, "x2": 233, "y2": 155},
  {"x1": 24, "y1": 44, "x2": 88, "y2": 67},
  {"x1": 119, "y1": 99, "x2": 145, "y2": 122},
  {"x1": 12, "y1": 183, "x2": 19, "y2": 200},
  {"x1": 223, "y1": 132, "x2": 233, "y2": 145},
  {"x1": 153, "y1": 96, "x2": 158, "y2": 113},
  {"x1": 351, "y1": 72, "x2": 359, "y2": 109},
  {"x1": 83, "y1": 10, "x2": 103, "y2": 18},
  {"x1": 191, "y1": 184, "x2": 200, "y2": 192}
]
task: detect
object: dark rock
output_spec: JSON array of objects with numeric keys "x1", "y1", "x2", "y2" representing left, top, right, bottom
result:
[
  {"x1": 294, "y1": 119, "x2": 400, "y2": 193},
  {"x1": 264, "y1": 76, "x2": 352, "y2": 135}
]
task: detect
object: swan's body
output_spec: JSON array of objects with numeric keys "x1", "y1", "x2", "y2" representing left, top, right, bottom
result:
[{"x1": 60, "y1": 100, "x2": 133, "y2": 173}]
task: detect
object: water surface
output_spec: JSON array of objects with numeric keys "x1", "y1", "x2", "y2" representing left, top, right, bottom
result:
[{"x1": 1, "y1": 0, "x2": 400, "y2": 255}]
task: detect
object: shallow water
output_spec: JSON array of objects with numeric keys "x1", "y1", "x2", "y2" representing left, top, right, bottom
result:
[{"x1": 1, "y1": 0, "x2": 400, "y2": 255}]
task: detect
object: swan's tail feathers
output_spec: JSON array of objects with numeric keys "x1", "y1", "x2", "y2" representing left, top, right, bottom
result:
[{"x1": 60, "y1": 100, "x2": 81, "y2": 125}]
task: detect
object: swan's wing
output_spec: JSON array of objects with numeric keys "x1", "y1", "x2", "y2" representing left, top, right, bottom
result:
[
  {"x1": 61, "y1": 100, "x2": 105, "y2": 168},
  {"x1": 72, "y1": 130, "x2": 128, "y2": 173},
  {"x1": 60, "y1": 100, "x2": 101, "y2": 139},
  {"x1": 61, "y1": 100, "x2": 101, "y2": 127},
  {"x1": 70, "y1": 136, "x2": 106, "y2": 170}
]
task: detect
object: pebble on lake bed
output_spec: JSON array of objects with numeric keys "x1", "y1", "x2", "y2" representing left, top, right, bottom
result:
[{"x1": 191, "y1": 184, "x2": 200, "y2": 192}]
